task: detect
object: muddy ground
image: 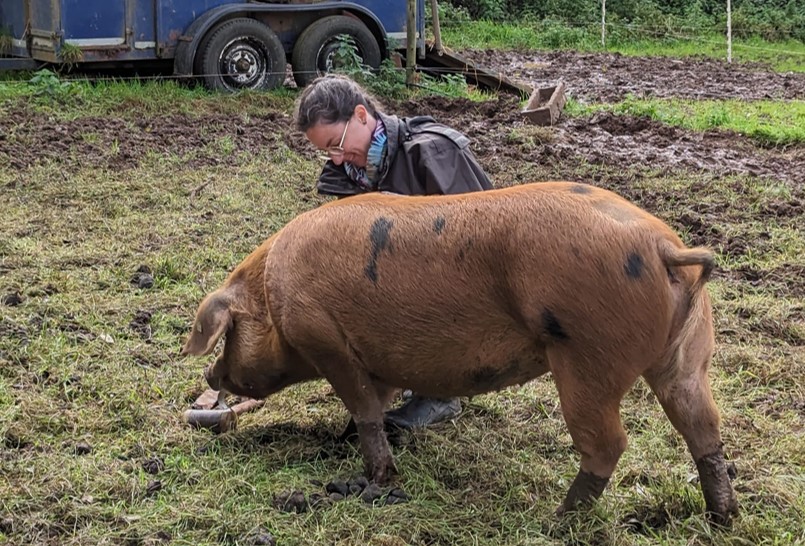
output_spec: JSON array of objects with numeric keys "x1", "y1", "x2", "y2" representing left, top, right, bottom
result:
[
  {"x1": 461, "y1": 49, "x2": 805, "y2": 102},
  {"x1": 3, "y1": 56, "x2": 802, "y2": 194},
  {"x1": 3, "y1": 49, "x2": 803, "y2": 183}
]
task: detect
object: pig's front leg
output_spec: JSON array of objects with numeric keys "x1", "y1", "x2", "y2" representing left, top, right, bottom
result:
[
  {"x1": 301, "y1": 347, "x2": 399, "y2": 483},
  {"x1": 356, "y1": 419, "x2": 397, "y2": 484}
]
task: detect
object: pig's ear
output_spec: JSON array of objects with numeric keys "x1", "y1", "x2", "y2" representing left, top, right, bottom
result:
[{"x1": 182, "y1": 291, "x2": 232, "y2": 356}]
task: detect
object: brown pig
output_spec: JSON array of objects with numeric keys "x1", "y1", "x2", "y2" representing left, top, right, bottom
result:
[{"x1": 182, "y1": 181, "x2": 738, "y2": 524}]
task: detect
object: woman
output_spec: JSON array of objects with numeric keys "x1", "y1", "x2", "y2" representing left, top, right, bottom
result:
[{"x1": 294, "y1": 74, "x2": 493, "y2": 429}]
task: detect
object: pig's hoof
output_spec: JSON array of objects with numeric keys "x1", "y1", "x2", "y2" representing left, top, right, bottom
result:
[{"x1": 704, "y1": 499, "x2": 739, "y2": 527}]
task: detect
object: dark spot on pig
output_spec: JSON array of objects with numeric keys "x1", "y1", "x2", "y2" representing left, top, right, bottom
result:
[
  {"x1": 625, "y1": 252, "x2": 644, "y2": 279},
  {"x1": 571, "y1": 184, "x2": 592, "y2": 194},
  {"x1": 433, "y1": 215, "x2": 446, "y2": 234},
  {"x1": 364, "y1": 217, "x2": 394, "y2": 284},
  {"x1": 543, "y1": 309, "x2": 569, "y2": 340}
]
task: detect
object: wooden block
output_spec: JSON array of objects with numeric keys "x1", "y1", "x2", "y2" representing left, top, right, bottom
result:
[{"x1": 522, "y1": 81, "x2": 567, "y2": 126}]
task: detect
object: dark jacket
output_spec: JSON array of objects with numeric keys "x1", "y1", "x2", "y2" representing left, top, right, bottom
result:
[{"x1": 317, "y1": 112, "x2": 492, "y2": 197}]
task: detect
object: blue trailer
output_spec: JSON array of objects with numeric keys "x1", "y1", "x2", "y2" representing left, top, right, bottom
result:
[{"x1": 0, "y1": 0, "x2": 425, "y2": 90}]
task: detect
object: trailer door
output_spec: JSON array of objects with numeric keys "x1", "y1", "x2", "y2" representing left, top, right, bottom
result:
[
  {"x1": 61, "y1": 0, "x2": 127, "y2": 50},
  {"x1": 27, "y1": 0, "x2": 129, "y2": 62}
]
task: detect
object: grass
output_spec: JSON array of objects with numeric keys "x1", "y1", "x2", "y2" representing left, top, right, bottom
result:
[
  {"x1": 1, "y1": 74, "x2": 804, "y2": 544},
  {"x1": 564, "y1": 96, "x2": 805, "y2": 147},
  {"x1": 440, "y1": 21, "x2": 805, "y2": 72}
]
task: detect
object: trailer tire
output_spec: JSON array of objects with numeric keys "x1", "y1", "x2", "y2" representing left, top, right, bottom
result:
[
  {"x1": 199, "y1": 18, "x2": 286, "y2": 92},
  {"x1": 291, "y1": 15, "x2": 381, "y2": 88}
]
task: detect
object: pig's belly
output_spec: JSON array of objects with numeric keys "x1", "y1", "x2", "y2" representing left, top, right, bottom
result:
[{"x1": 359, "y1": 336, "x2": 550, "y2": 398}]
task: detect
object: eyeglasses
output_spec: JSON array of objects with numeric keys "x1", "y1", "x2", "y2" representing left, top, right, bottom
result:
[{"x1": 326, "y1": 119, "x2": 350, "y2": 158}]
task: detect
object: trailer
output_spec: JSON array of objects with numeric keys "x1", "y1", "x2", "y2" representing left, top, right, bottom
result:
[{"x1": 0, "y1": 0, "x2": 425, "y2": 90}]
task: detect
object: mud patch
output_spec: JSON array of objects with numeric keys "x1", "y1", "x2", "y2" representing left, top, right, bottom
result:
[
  {"x1": 461, "y1": 49, "x2": 805, "y2": 103},
  {"x1": 387, "y1": 95, "x2": 805, "y2": 187},
  {"x1": 0, "y1": 106, "x2": 298, "y2": 176}
]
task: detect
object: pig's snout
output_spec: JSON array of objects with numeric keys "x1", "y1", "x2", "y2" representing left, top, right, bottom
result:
[{"x1": 204, "y1": 364, "x2": 224, "y2": 391}]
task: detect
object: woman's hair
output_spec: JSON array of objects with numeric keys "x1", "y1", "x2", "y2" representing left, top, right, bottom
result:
[{"x1": 294, "y1": 75, "x2": 382, "y2": 132}]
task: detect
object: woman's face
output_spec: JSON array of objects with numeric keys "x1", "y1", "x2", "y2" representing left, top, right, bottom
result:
[{"x1": 305, "y1": 105, "x2": 376, "y2": 168}]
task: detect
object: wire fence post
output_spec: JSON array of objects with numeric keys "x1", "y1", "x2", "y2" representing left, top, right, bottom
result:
[
  {"x1": 726, "y1": 0, "x2": 732, "y2": 63},
  {"x1": 601, "y1": 0, "x2": 606, "y2": 48},
  {"x1": 406, "y1": 0, "x2": 417, "y2": 85}
]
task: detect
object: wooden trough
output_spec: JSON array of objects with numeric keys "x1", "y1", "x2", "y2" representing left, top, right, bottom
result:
[{"x1": 522, "y1": 81, "x2": 567, "y2": 126}]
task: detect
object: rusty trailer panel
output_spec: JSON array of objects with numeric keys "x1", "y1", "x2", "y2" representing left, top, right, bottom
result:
[{"x1": 418, "y1": 43, "x2": 533, "y2": 98}]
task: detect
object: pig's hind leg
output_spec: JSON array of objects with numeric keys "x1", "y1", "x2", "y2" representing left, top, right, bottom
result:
[
  {"x1": 642, "y1": 308, "x2": 738, "y2": 525},
  {"x1": 547, "y1": 347, "x2": 640, "y2": 515}
]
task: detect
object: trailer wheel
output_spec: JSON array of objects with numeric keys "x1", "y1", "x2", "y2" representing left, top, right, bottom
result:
[
  {"x1": 291, "y1": 15, "x2": 381, "y2": 88},
  {"x1": 199, "y1": 18, "x2": 286, "y2": 92}
]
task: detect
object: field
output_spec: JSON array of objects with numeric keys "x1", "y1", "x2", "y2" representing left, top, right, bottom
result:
[{"x1": 1, "y1": 44, "x2": 804, "y2": 545}]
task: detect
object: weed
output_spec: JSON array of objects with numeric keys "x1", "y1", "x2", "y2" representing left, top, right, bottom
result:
[
  {"x1": 59, "y1": 42, "x2": 84, "y2": 66},
  {"x1": 28, "y1": 68, "x2": 81, "y2": 104},
  {"x1": 0, "y1": 29, "x2": 11, "y2": 55}
]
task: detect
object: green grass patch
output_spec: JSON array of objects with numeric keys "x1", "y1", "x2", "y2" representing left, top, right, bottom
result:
[
  {"x1": 441, "y1": 21, "x2": 805, "y2": 72},
  {"x1": 565, "y1": 96, "x2": 805, "y2": 147}
]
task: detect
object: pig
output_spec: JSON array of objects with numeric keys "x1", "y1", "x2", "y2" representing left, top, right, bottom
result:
[{"x1": 182, "y1": 181, "x2": 738, "y2": 524}]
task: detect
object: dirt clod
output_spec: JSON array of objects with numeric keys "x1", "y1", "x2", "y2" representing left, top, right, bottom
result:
[
  {"x1": 75, "y1": 441, "x2": 92, "y2": 455},
  {"x1": 131, "y1": 266, "x2": 154, "y2": 289},
  {"x1": 328, "y1": 492, "x2": 345, "y2": 502},
  {"x1": 361, "y1": 483, "x2": 384, "y2": 504},
  {"x1": 129, "y1": 310, "x2": 153, "y2": 341},
  {"x1": 141, "y1": 456, "x2": 164, "y2": 475},
  {"x1": 3, "y1": 432, "x2": 31, "y2": 450},
  {"x1": 145, "y1": 480, "x2": 162, "y2": 496},
  {"x1": 250, "y1": 529, "x2": 277, "y2": 546},
  {"x1": 348, "y1": 476, "x2": 369, "y2": 491},
  {"x1": 274, "y1": 490, "x2": 308, "y2": 513},
  {"x1": 1, "y1": 292, "x2": 23, "y2": 306},
  {"x1": 308, "y1": 492, "x2": 331, "y2": 508},
  {"x1": 325, "y1": 480, "x2": 349, "y2": 497}
]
